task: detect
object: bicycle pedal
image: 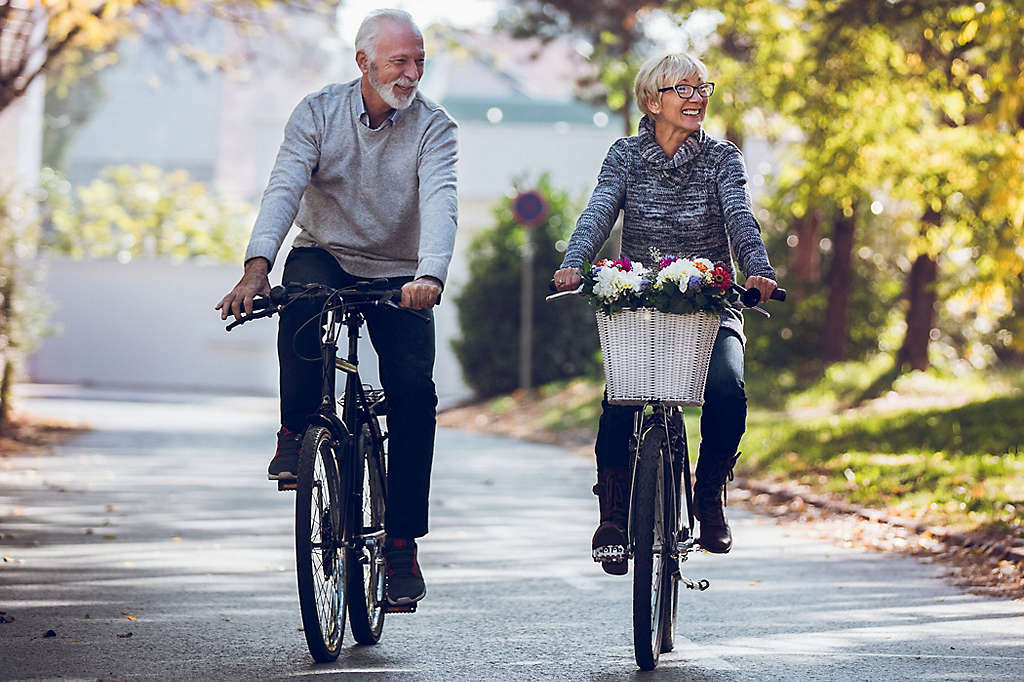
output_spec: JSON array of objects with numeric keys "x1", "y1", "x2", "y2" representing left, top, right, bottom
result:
[
  {"x1": 592, "y1": 544, "x2": 627, "y2": 563},
  {"x1": 384, "y1": 602, "x2": 417, "y2": 614},
  {"x1": 277, "y1": 479, "x2": 297, "y2": 491}
]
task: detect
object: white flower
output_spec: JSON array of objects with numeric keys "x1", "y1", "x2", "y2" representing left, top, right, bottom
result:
[
  {"x1": 655, "y1": 258, "x2": 700, "y2": 290},
  {"x1": 592, "y1": 262, "x2": 647, "y2": 301}
]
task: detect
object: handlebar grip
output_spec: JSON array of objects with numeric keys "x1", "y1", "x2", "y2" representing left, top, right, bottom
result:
[
  {"x1": 738, "y1": 286, "x2": 787, "y2": 307},
  {"x1": 251, "y1": 285, "x2": 288, "y2": 311}
]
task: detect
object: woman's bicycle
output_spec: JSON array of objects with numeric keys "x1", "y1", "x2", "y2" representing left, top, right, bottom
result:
[
  {"x1": 225, "y1": 280, "x2": 429, "y2": 662},
  {"x1": 548, "y1": 282, "x2": 785, "y2": 670}
]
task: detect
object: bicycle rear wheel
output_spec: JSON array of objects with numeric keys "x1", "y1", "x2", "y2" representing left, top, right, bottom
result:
[
  {"x1": 632, "y1": 424, "x2": 669, "y2": 670},
  {"x1": 295, "y1": 426, "x2": 346, "y2": 662},
  {"x1": 346, "y1": 419, "x2": 387, "y2": 644}
]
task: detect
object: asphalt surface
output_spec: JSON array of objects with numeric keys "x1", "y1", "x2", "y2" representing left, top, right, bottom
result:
[{"x1": 1, "y1": 385, "x2": 1022, "y2": 680}]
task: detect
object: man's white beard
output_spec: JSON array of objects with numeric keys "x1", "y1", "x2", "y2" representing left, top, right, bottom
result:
[{"x1": 369, "y1": 61, "x2": 418, "y2": 110}]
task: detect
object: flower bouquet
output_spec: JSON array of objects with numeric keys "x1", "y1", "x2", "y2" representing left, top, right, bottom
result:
[
  {"x1": 581, "y1": 255, "x2": 738, "y2": 316},
  {"x1": 580, "y1": 254, "x2": 736, "y2": 406}
]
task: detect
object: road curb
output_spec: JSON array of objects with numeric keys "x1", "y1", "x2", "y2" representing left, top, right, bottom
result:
[{"x1": 734, "y1": 477, "x2": 1024, "y2": 566}]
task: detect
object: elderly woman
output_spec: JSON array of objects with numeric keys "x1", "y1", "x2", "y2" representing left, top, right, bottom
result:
[{"x1": 553, "y1": 53, "x2": 777, "y2": 573}]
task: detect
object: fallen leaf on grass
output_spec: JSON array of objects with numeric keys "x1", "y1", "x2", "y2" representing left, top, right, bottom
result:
[{"x1": 102, "y1": 535, "x2": 117, "y2": 541}]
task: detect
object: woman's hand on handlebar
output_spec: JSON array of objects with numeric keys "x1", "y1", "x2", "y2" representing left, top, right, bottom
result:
[
  {"x1": 744, "y1": 275, "x2": 777, "y2": 304},
  {"x1": 217, "y1": 257, "x2": 271, "y2": 320},
  {"x1": 400, "y1": 276, "x2": 442, "y2": 310},
  {"x1": 553, "y1": 267, "x2": 582, "y2": 292}
]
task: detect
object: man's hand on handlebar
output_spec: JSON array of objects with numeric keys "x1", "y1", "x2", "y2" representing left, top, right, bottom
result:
[
  {"x1": 553, "y1": 267, "x2": 582, "y2": 292},
  {"x1": 744, "y1": 275, "x2": 777, "y2": 304},
  {"x1": 400, "y1": 276, "x2": 442, "y2": 310},
  {"x1": 216, "y1": 257, "x2": 271, "y2": 321}
]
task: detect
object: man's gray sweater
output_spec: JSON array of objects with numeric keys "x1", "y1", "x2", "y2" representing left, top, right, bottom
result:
[
  {"x1": 245, "y1": 79, "x2": 459, "y2": 284},
  {"x1": 561, "y1": 116, "x2": 776, "y2": 337}
]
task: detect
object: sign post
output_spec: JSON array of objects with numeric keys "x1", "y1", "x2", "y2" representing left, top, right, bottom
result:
[{"x1": 512, "y1": 190, "x2": 549, "y2": 395}]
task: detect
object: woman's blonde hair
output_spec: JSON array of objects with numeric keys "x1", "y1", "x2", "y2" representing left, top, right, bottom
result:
[{"x1": 633, "y1": 53, "x2": 710, "y2": 116}]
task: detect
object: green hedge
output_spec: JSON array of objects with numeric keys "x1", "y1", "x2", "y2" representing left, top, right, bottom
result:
[{"x1": 452, "y1": 176, "x2": 603, "y2": 397}]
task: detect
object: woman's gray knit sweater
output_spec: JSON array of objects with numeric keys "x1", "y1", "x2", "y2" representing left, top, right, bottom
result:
[{"x1": 561, "y1": 116, "x2": 776, "y2": 339}]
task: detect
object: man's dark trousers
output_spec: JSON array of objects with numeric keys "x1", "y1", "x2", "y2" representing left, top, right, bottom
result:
[{"x1": 278, "y1": 246, "x2": 437, "y2": 539}]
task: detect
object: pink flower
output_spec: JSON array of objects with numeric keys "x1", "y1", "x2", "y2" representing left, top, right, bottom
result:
[
  {"x1": 613, "y1": 257, "x2": 633, "y2": 272},
  {"x1": 658, "y1": 255, "x2": 678, "y2": 269}
]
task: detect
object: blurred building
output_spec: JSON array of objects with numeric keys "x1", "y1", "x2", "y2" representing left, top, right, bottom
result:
[{"x1": 32, "y1": 15, "x2": 623, "y2": 401}]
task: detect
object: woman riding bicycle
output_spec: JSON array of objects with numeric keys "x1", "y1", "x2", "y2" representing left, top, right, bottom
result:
[{"x1": 552, "y1": 53, "x2": 778, "y2": 572}]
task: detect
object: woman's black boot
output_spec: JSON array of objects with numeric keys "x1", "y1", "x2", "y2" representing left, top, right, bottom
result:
[
  {"x1": 693, "y1": 452, "x2": 740, "y2": 554},
  {"x1": 592, "y1": 466, "x2": 630, "y2": 575}
]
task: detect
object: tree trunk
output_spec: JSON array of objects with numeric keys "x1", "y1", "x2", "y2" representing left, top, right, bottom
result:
[
  {"x1": 822, "y1": 211, "x2": 855, "y2": 363},
  {"x1": 0, "y1": 275, "x2": 12, "y2": 435},
  {"x1": 621, "y1": 83, "x2": 633, "y2": 137},
  {"x1": 724, "y1": 122, "x2": 744, "y2": 149},
  {"x1": 0, "y1": 359, "x2": 13, "y2": 435},
  {"x1": 897, "y1": 249, "x2": 938, "y2": 372},
  {"x1": 790, "y1": 209, "x2": 822, "y2": 284}
]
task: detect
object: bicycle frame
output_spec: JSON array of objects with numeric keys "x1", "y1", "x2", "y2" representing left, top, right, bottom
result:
[{"x1": 306, "y1": 303, "x2": 388, "y2": 556}]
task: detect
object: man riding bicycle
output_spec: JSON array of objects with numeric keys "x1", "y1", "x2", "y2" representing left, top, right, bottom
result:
[{"x1": 216, "y1": 8, "x2": 458, "y2": 607}]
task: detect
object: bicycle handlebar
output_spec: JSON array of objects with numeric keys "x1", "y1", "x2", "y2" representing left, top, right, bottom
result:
[
  {"x1": 545, "y1": 280, "x2": 787, "y2": 309},
  {"x1": 225, "y1": 280, "x2": 427, "y2": 332}
]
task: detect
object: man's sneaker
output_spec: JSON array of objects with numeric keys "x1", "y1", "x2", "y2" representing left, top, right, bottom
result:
[
  {"x1": 268, "y1": 427, "x2": 302, "y2": 480},
  {"x1": 384, "y1": 537, "x2": 426, "y2": 604}
]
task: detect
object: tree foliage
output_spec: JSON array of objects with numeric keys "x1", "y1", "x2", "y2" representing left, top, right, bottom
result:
[
  {"x1": 0, "y1": 190, "x2": 50, "y2": 433},
  {"x1": 39, "y1": 164, "x2": 252, "y2": 262},
  {"x1": 0, "y1": 0, "x2": 337, "y2": 115},
  {"x1": 497, "y1": 0, "x2": 676, "y2": 135},
  {"x1": 512, "y1": 1, "x2": 1023, "y2": 378}
]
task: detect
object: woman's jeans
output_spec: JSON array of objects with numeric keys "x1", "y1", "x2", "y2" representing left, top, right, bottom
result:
[
  {"x1": 594, "y1": 327, "x2": 746, "y2": 471},
  {"x1": 279, "y1": 247, "x2": 438, "y2": 539}
]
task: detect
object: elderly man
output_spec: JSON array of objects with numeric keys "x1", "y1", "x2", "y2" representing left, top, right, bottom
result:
[{"x1": 216, "y1": 8, "x2": 457, "y2": 606}]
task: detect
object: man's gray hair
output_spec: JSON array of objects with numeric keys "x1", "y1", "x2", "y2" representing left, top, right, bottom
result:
[{"x1": 354, "y1": 9, "x2": 420, "y2": 60}]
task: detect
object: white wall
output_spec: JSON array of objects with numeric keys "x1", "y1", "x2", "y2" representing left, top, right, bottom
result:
[
  {"x1": 27, "y1": 258, "x2": 473, "y2": 409},
  {"x1": 0, "y1": 77, "x2": 44, "y2": 190}
]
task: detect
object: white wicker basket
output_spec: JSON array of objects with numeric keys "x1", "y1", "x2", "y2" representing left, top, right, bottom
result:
[{"x1": 595, "y1": 309, "x2": 720, "y2": 406}]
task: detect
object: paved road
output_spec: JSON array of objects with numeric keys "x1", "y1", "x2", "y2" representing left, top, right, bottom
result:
[{"x1": 1, "y1": 386, "x2": 1022, "y2": 680}]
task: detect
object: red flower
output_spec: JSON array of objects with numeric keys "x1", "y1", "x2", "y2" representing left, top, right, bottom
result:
[
  {"x1": 613, "y1": 257, "x2": 633, "y2": 272},
  {"x1": 711, "y1": 265, "x2": 732, "y2": 291}
]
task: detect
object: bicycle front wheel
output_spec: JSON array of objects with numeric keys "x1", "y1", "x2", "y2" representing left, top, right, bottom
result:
[
  {"x1": 632, "y1": 424, "x2": 669, "y2": 670},
  {"x1": 295, "y1": 426, "x2": 346, "y2": 662},
  {"x1": 346, "y1": 419, "x2": 387, "y2": 644}
]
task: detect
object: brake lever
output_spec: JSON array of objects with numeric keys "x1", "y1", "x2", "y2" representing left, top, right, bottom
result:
[
  {"x1": 545, "y1": 285, "x2": 583, "y2": 301},
  {"x1": 746, "y1": 305, "x2": 770, "y2": 319},
  {"x1": 225, "y1": 307, "x2": 277, "y2": 332},
  {"x1": 384, "y1": 300, "x2": 432, "y2": 323}
]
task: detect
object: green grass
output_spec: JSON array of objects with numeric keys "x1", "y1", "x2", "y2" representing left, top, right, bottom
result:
[
  {"x1": 743, "y1": 391, "x2": 1024, "y2": 535},
  {"x1": 500, "y1": 360, "x2": 1024, "y2": 539}
]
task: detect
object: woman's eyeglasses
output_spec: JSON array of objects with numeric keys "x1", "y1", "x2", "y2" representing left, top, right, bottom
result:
[{"x1": 658, "y1": 82, "x2": 715, "y2": 99}]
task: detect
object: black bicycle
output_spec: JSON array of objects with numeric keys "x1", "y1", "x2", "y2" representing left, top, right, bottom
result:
[
  {"x1": 548, "y1": 283, "x2": 785, "y2": 670},
  {"x1": 225, "y1": 280, "x2": 428, "y2": 662}
]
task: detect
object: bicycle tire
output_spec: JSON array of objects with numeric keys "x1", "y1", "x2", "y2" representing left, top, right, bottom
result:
[
  {"x1": 346, "y1": 418, "x2": 387, "y2": 644},
  {"x1": 632, "y1": 424, "x2": 669, "y2": 670},
  {"x1": 295, "y1": 426, "x2": 346, "y2": 662},
  {"x1": 660, "y1": 440, "x2": 682, "y2": 654}
]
